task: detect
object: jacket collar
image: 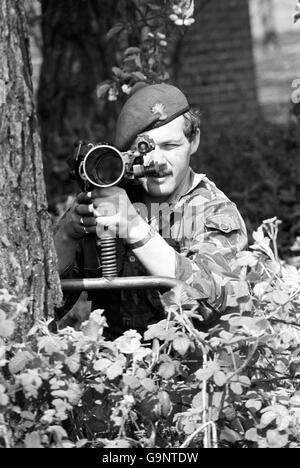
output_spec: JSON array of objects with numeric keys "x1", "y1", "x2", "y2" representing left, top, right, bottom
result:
[{"x1": 167, "y1": 168, "x2": 206, "y2": 206}]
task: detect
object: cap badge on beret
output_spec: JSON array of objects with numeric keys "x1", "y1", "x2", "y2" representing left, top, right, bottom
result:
[
  {"x1": 114, "y1": 83, "x2": 190, "y2": 150},
  {"x1": 151, "y1": 102, "x2": 168, "y2": 121}
]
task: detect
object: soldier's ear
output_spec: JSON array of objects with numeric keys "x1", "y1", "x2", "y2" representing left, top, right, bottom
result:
[{"x1": 190, "y1": 128, "x2": 200, "y2": 155}]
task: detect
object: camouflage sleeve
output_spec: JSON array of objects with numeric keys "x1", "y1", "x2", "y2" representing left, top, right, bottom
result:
[{"x1": 174, "y1": 197, "x2": 248, "y2": 317}]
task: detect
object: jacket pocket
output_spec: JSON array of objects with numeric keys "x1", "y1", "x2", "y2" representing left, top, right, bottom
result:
[{"x1": 205, "y1": 214, "x2": 241, "y2": 233}]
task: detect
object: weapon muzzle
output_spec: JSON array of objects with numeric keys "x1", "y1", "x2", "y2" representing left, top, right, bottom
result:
[{"x1": 83, "y1": 145, "x2": 125, "y2": 188}]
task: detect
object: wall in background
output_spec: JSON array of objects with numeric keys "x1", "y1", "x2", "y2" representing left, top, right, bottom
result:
[
  {"x1": 249, "y1": 0, "x2": 300, "y2": 122},
  {"x1": 176, "y1": 0, "x2": 259, "y2": 126}
]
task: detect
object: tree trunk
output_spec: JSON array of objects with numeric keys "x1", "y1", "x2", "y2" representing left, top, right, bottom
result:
[
  {"x1": 0, "y1": 0, "x2": 62, "y2": 338},
  {"x1": 38, "y1": 0, "x2": 119, "y2": 210}
]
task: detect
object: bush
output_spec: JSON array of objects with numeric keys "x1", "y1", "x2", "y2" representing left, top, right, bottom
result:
[
  {"x1": 193, "y1": 118, "x2": 300, "y2": 256},
  {"x1": 1, "y1": 219, "x2": 300, "y2": 448}
]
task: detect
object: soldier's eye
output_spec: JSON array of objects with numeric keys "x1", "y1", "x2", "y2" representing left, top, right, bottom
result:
[{"x1": 161, "y1": 143, "x2": 179, "y2": 149}]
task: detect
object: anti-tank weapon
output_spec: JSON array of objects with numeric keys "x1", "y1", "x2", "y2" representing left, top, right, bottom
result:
[
  {"x1": 59, "y1": 136, "x2": 216, "y2": 326},
  {"x1": 72, "y1": 135, "x2": 170, "y2": 190},
  {"x1": 70, "y1": 135, "x2": 171, "y2": 277}
]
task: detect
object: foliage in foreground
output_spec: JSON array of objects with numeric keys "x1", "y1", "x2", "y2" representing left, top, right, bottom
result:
[{"x1": 1, "y1": 219, "x2": 300, "y2": 448}]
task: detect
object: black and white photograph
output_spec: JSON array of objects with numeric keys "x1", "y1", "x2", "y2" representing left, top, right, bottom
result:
[{"x1": 0, "y1": 0, "x2": 300, "y2": 451}]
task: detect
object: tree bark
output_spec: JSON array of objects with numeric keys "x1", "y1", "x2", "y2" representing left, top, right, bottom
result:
[{"x1": 0, "y1": 0, "x2": 62, "y2": 337}]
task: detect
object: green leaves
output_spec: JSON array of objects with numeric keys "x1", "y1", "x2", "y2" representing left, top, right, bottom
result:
[
  {"x1": 95, "y1": 83, "x2": 110, "y2": 99},
  {"x1": 24, "y1": 431, "x2": 43, "y2": 448},
  {"x1": 115, "y1": 330, "x2": 142, "y2": 354},
  {"x1": 106, "y1": 23, "x2": 124, "y2": 41},
  {"x1": 106, "y1": 362, "x2": 123, "y2": 380},
  {"x1": 103, "y1": 438, "x2": 131, "y2": 448},
  {"x1": 158, "y1": 390, "x2": 172, "y2": 417},
  {"x1": 0, "y1": 310, "x2": 15, "y2": 338},
  {"x1": 245, "y1": 399, "x2": 262, "y2": 412},
  {"x1": 0, "y1": 384, "x2": 9, "y2": 406},
  {"x1": 38, "y1": 335, "x2": 66, "y2": 354},
  {"x1": 144, "y1": 319, "x2": 177, "y2": 341},
  {"x1": 195, "y1": 361, "x2": 221, "y2": 383},
  {"x1": 96, "y1": 0, "x2": 197, "y2": 104},
  {"x1": 271, "y1": 289, "x2": 290, "y2": 305},
  {"x1": 2, "y1": 216, "x2": 300, "y2": 448},
  {"x1": 93, "y1": 357, "x2": 124, "y2": 380},
  {"x1": 213, "y1": 371, "x2": 226, "y2": 387},
  {"x1": 294, "y1": 1, "x2": 300, "y2": 23},
  {"x1": 141, "y1": 377, "x2": 156, "y2": 393},
  {"x1": 82, "y1": 309, "x2": 107, "y2": 341},
  {"x1": 173, "y1": 335, "x2": 190, "y2": 356},
  {"x1": 158, "y1": 361, "x2": 176, "y2": 379},
  {"x1": 229, "y1": 316, "x2": 270, "y2": 337},
  {"x1": 230, "y1": 382, "x2": 243, "y2": 395},
  {"x1": 93, "y1": 358, "x2": 111, "y2": 372},
  {"x1": 162, "y1": 283, "x2": 202, "y2": 309},
  {"x1": 65, "y1": 353, "x2": 80, "y2": 374},
  {"x1": 8, "y1": 350, "x2": 33, "y2": 374},
  {"x1": 265, "y1": 430, "x2": 288, "y2": 448},
  {"x1": 239, "y1": 375, "x2": 251, "y2": 387},
  {"x1": 195, "y1": 367, "x2": 214, "y2": 381}
]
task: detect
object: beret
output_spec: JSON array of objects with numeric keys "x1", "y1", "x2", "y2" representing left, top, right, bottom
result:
[{"x1": 114, "y1": 83, "x2": 190, "y2": 151}]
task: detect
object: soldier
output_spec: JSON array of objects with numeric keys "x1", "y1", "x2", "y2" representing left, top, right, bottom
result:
[{"x1": 54, "y1": 83, "x2": 248, "y2": 338}]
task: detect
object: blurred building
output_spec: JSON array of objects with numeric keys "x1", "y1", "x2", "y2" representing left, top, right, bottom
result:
[
  {"x1": 176, "y1": 0, "x2": 259, "y2": 126},
  {"x1": 30, "y1": 0, "x2": 300, "y2": 127},
  {"x1": 249, "y1": 0, "x2": 300, "y2": 123}
]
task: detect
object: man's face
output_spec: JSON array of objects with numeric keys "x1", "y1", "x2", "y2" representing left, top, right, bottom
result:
[{"x1": 133, "y1": 115, "x2": 200, "y2": 200}]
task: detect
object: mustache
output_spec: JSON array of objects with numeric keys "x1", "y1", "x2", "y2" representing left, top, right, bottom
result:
[{"x1": 144, "y1": 162, "x2": 173, "y2": 178}]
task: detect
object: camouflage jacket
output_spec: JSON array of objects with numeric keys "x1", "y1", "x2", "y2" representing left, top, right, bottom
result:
[{"x1": 57, "y1": 169, "x2": 248, "y2": 338}]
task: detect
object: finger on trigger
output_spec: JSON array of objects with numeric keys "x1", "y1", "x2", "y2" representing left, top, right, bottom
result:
[
  {"x1": 77, "y1": 192, "x2": 93, "y2": 204},
  {"x1": 82, "y1": 217, "x2": 97, "y2": 227},
  {"x1": 75, "y1": 204, "x2": 94, "y2": 216}
]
